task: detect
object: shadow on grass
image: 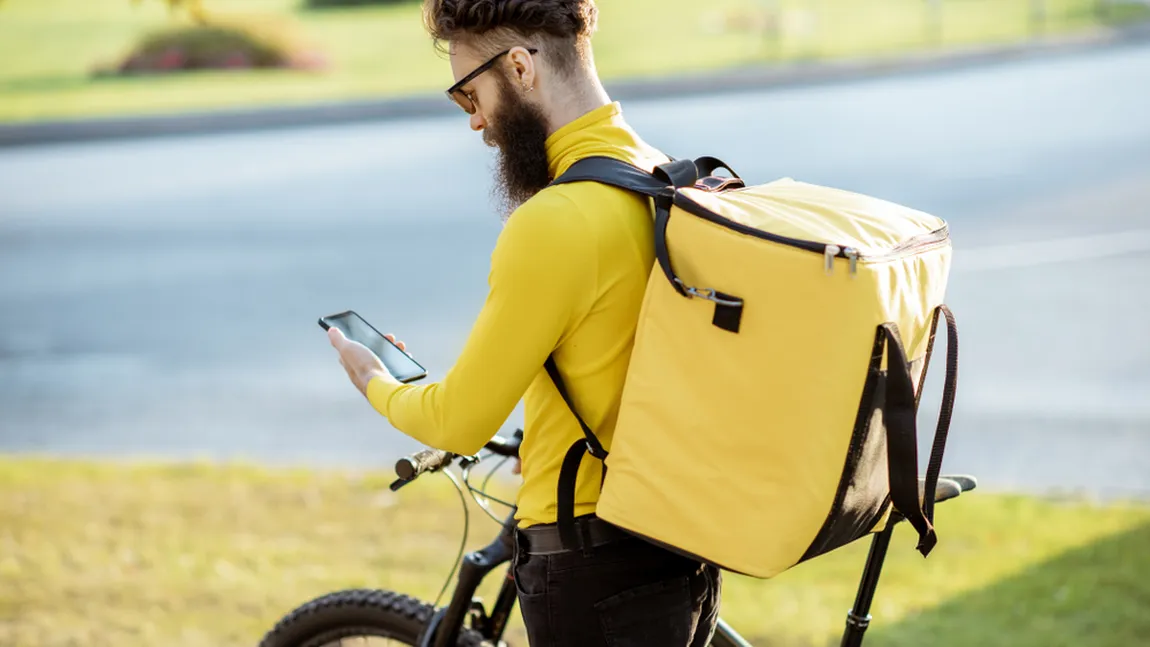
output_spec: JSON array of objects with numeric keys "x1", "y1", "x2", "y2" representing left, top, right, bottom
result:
[{"x1": 866, "y1": 519, "x2": 1150, "y2": 647}]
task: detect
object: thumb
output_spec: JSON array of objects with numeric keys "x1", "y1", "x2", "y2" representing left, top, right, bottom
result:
[{"x1": 327, "y1": 326, "x2": 347, "y2": 348}]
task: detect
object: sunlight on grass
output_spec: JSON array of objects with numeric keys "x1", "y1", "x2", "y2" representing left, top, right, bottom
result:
[{"x1": 2, "y1": 456, "x2": 1148, "y2": 646}]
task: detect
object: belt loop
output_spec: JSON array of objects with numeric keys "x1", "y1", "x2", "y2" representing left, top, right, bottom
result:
[
  {"x1": 514, "y1": 529, "x2": 527, "y2": 565},
  {"x1": 579, "y1": 520, "x2": 595, "y2": 558}
]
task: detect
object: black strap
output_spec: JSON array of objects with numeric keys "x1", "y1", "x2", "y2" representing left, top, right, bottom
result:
[
  {"x1": 652, "y1": 193, "x2": 688, "y2": 298},
  {"x1": 711, "y1": 290, "x2": 744, "y2": 333},
  {"x1": 544, "y1": 355, "x2": 605, "y2": 458},
  {"x1": 879, "y1": 322, "x2": 937, "y2": 557},
  {"x1": 553, "y1": 156, "x2": 689, "y2": 299},
  {"x1": 920, "y1": 305, "x2": 959, "y2": 524},
  {"x1": 652, "y1": 158, "x2": 699, "y2": 188},
  {"x1": 552, "y1": 156, "x2": 745, "y2": 332},
  {"x1": 693, "y1": 156, "x2": 740, "y2": 179},
  {"x1": 549, "y1": 156, "x2": 670, "y2": 197},
  {"x1": 556, "y1": 438, "x2": 591, "y2": 552},
  {"x1": 546, "y1": 354, "x2": 609, "y2": 552}
]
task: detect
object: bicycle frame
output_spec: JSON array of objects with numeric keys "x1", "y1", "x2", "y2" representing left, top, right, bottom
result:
[
  {"x1": 415, "y1": 505, "x2": 905, "y2": 647},
  {"x1": 409, "y1": 436, "x2": 969, "y2": 647},
  {"x1": 418, "y1": 509, "x2": 520, "y2": 647},
  {"x1": 416, "y1": 503, "x2": 758, "y2": 647}
]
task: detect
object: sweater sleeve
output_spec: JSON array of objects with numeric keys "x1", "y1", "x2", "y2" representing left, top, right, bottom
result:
[{"x1": 365, "y1": 192, "x2": 594, "y2": 455}]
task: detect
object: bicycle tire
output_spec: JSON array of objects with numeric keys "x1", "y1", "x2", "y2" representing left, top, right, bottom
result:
[{"x1": 258, "y1": 588, "x2": 487, "y2": 647}]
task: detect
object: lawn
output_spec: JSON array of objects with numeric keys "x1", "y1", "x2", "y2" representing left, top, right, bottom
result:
[
  {"x1": 2, "y1": 456, "x2": 1148, "y2": 647},
  {"x1": 0, "y1": 0, "x2": 1146, "y2": 123}
]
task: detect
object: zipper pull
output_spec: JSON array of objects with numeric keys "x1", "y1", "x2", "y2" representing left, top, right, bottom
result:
[
  {"x1": 824, "y1": 244, "x2": 840, "y2": 275},
  {"x1": 844, "y1": 247, "x2": 859, "y2": 276}
]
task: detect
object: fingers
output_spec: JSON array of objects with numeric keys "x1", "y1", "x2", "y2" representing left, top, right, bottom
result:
[
  {"x1": 328, "y1": 327, "x2": 347, "y2": 348},
  {"x1": 384, "y1": 333, "x2": 407, "y2": 353}
]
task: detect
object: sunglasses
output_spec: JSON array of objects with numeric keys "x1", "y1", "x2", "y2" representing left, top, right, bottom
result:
[{"x1": 445, "y1": 48, "x2": 539, "y2": 115}]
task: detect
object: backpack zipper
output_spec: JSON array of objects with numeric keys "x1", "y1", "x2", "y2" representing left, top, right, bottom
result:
[
  {"x1": 826, "y1": 227, "x2": 949, "y2": 275},
  {"x1": 824, "y1": 245, "x2": 841, "y2": 275},
  {"x1": 674, "y1": 191, "x2": 949, "y2": 276}
]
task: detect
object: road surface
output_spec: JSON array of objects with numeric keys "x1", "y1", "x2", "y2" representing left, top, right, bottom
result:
[{"x1": 2, "y1": 43, "x2": 1148, "y2": 499}]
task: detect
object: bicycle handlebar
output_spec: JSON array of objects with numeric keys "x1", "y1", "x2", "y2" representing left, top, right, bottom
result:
[
  {"x1": 395, "y1": 448, "x2": 454, "y2": 480},
  {"x1": 390, "y1": 429, "x2": 523, "y2": 491},
  {"x1": 483, "y1": 428, "x2": 523, "y2": 458}
]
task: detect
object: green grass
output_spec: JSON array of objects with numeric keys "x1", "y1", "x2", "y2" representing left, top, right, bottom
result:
[
  {"x1": 2, "y1": 456, "x2": 1148, "y2": 647},
  {"x1": 870, "y1": 521, "x2": 1150, "y2": 646},
  {"x1": 0, "y1": 0, "x2": 1146, "y2": 123}
]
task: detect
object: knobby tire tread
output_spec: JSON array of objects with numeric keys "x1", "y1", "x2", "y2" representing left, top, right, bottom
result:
[{"x1": 258, "y1": 588, "x2": 485, "y2": 647}]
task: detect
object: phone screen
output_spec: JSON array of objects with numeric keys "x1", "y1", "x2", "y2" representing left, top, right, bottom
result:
[{"x1": 320, "y1": 311, "x2": 428, "y2": 383}]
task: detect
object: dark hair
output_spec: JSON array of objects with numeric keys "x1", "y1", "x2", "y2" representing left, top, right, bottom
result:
[{"x1": 423, "y1": 0, "x2": 598, "y2": 77}]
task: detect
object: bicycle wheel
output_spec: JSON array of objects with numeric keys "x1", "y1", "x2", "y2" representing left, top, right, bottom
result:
[{"x1": 259, "y1": 589, "x2": 487, "y2": 647}]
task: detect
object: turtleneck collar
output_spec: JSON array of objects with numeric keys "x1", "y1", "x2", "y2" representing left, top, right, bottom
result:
[{"x1": 545, "y1": 102, "x2": 641, "y2": 179}]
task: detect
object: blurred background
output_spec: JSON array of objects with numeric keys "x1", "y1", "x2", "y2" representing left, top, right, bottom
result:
[
  {"x1": 2, "y1": 0, "x2": 1149, "y2": 121},
  {"x1": 2, "y1": 1, "x2": 1149, "y2": 646}
]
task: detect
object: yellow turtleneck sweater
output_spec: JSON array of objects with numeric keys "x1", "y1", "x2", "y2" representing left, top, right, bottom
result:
[{"x1": 366, "y1": 102, "x2": 667, "y2": 528}]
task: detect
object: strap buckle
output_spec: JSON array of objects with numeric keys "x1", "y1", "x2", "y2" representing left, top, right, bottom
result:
[{"x1": 674, "y1": 279, "x2": 744, "y2": 307}]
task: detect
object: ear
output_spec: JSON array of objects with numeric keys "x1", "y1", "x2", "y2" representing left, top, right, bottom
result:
[{"x1": 506, "y1": 46, "x2": 537, "y2": 92}]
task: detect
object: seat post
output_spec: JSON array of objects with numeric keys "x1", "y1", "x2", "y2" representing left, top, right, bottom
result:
[{"x1": 840, "y1": 521, "x2": 896, "y2": 647}]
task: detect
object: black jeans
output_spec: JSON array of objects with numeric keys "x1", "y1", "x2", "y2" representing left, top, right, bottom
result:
[{"x1": 512, "y1": 525, "x2": 722, "y2": 647}]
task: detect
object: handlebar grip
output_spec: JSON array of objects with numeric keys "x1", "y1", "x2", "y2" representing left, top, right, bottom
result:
[{"x1": 395, "y1": 448, "x2": 452, "y2": 481}]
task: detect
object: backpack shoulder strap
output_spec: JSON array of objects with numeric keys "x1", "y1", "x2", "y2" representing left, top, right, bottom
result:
[
  {"x1": 546, "y1": 156, "x2": 670, "y2": 555},
  {"x1": 545, "y1": 354, "x2": 608, "y2": 553},
  {"x1": 550, "y1": 156, "x2": 701, "y2": 194}
]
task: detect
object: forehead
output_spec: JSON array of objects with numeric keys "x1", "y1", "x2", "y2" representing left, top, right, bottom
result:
[{"x1": 448, "y1": 42, "x2": 486, "y2": 84}]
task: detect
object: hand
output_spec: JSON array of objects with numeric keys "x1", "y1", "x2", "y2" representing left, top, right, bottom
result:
[{"x1": 328, "y1": 327, "x2": 402, "y2": 395}]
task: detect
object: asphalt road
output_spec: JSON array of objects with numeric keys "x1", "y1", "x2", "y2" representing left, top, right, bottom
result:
[{"x1": 2, "y1": 43, "x2": 1148, "y2": 499}]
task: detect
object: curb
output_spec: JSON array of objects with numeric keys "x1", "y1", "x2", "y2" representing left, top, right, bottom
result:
[{"x1": 2, "y1": 21, "x2": 1148, "y2": 148}]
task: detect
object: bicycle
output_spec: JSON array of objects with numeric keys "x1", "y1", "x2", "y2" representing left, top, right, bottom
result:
[{"x1": 258, "y1": 429, "x2": 976, "y2": 647}]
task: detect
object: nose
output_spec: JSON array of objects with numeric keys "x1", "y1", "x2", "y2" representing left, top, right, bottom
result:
[{"x1": 470, "y1": 112, "x2": 485, "y2": 132}]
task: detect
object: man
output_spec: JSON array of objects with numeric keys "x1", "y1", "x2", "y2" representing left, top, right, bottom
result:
[{"x1": 328, "y1": 1, "x2": 721, "y2": 644}]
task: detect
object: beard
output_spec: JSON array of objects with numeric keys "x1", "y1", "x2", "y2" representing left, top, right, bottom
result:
[{"x1": 484, "y1": 75, "x2": 552, "y2": 220}]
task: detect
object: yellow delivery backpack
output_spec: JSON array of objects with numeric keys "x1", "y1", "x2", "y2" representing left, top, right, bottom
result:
[{"x1": 546, "y1": 156, "x2": 959, "y2": 578}]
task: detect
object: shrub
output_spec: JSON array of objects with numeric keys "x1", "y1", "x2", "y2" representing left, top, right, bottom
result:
[{"x1": 101, "y1": 23, "x2": 326, "y2": 75}]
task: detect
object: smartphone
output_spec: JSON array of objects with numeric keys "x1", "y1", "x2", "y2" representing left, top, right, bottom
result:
[{"x1": 318, "y1": 310, "x2": 428, "y2": 383}]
